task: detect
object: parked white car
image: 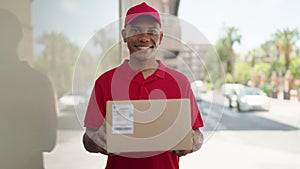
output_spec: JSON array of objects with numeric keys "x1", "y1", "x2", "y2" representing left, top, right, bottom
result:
[
  {"x1": 58, "y1": 89, "x2": 91, "y2": 112},
  {"x1": 237, "y1": 87, "x2": 270, "y2": 112},
  {"x1": 221, "y1": 83, "x2": 245, "y2": 108},
  {"x1": 191, "y1": 80, "x2": 206, "y2": 101}
]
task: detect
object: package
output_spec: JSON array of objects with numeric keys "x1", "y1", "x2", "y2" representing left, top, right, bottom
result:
[{"x1": 106, "y1": 99, "x2": 192, "y2": 153}]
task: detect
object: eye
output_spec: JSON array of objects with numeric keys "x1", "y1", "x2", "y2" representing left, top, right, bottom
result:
[
  {"x1": 130, "y1": 28, "x2": 141, "y2": 34},
  {"x1": 133, "y1": 28, "x2": 139, "y2": 33},
  {"x1": 148, "y1": 29, "x2": 159, "y2": 35}
]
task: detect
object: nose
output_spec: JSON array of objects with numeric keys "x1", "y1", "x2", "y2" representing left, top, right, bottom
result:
[{"x1": 137, "y1": 33, "x2": 150, "y2": 43}]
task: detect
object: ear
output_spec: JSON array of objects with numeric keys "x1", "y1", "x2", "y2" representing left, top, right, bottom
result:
[
  {"x1": 158, "y1": 31, "x2": 164, "y2": 45},
  {"x1": 121, "y1": 29, "x2": 127, "y2": 43}
]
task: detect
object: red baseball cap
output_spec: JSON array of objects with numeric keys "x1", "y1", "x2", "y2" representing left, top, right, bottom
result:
[{"x1": 124, "y1": 2, "x2": 161, "y2": 27}]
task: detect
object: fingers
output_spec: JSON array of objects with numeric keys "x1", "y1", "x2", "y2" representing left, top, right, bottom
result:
[
  {"x1": 86, "y1": 126, "x2": 108, "y2": 153},
  {"x1": 192, "y1": 133, "x2": 199, "y2": 151},
  {"x1": 171, "y1": 150, "x2": 180, "y2": 156},
  {"x1": 94, "y1": 135, "x2": 106, "y2": 150},
  {"x1": 171, "y1": 150, "x2": 192, "y2": 157},
  {"x1": 192, "y1": 129, "x2": 203, "y2": 152},
  {"x1": 108, "y1": 152, "x2": 121, "y2": 156},
  {"x1": 96, "y1": 146, "x2": 109, "y2": 155},
  {"x1": 171, "y1": 130, "x2": 203, "y2": 157},
  {"x1": 85, "y1": 126, "x2": 121, "y2": 156},
  {"x1": 192, "y1": 142, "x2": 201, "y2": 152}
]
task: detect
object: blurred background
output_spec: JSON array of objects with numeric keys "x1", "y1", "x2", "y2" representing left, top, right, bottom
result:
[{"x1": 1, "y1": 0, "x2": 300, "y2": 169}]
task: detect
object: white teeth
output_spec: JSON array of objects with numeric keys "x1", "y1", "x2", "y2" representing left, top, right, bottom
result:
[{"x1": 137, "y1": 46, "x2": 150, "y2": 50}]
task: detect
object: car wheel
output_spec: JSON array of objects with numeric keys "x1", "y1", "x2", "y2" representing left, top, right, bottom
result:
[
  {"x1": 229, "y1": 99, "x2": 233, "y2": 108},
  {"x1": 237, "y1": 102, "x2": 242, "y2": 112}
]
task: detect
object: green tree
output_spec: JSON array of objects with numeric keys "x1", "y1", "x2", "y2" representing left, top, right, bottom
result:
[
  {"x1": 223, "y1": 27, "x2": 242, "y2": 80},
  {"x1": 289, "y1": 56, "x2": 300, "y2": 79},
  {"x1": 93, "y1": 29, "x2": 121, "y2": 75},
  {"x1": 215, "y1": 26, "x2": 242, "y2": 81},
  {"x1": 260, "y1": 40, "x2": 279, "y2": 60},
  {"x1": 234, "y1": 61, "x2": 251, "y2": 84},
  {"x1": 274, "y1": 28, "x2": 299, "y2": 71},
  {"x1": 215, "y1": 37, "x2": 230, "y2": 73},
  {"x1": 269, "y1": 57, "x2": 285, "y2": 78},
  {"x1": 204, "y1": 47, "x2": 225, "y2": 87},
  {"x1": 296, "y1": 47, "x2": 300, "y2": 58},
  {"x1": 245, "y1": 49, "x2": 263, "y2": 67},
  {"x1": 254, "y1": 63, "x2": 271, "y2": 77},
  {"x1": 34, "y1": 32, "x2": 89, "y2": 96}
]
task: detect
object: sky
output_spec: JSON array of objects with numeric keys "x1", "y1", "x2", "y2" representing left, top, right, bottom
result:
[
  {"x1": 179, "y1": 0, "x2": 300, "y2": 54},
  {"x1": 32, "y1": 0, "x2": 300, "y2": 55},
  {"x1": 32, "y1": 0, "x2": 118, "y2": 54}
]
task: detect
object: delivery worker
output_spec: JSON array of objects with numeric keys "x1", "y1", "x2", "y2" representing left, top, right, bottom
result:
[{"x1": 82, "y1": 2, "x2": 204, "y2": 169}]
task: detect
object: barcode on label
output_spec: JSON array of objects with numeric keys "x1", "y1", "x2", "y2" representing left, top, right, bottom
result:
[
  {"x1": 114, "y1": 127, "x2": 132, "y2": 131},
  {"x1": 112, "y1": 103, "x2": 134, "y2": 134}
]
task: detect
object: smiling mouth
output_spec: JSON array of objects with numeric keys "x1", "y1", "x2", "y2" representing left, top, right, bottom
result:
[{"x1": 134, "y1": 45, "x2": 154, "y2": 50}]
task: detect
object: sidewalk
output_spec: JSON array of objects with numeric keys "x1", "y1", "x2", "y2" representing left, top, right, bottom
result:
[
  {"x1": 44, "y1": 130, "x2": 107, "y2": 169},
  {"x1": 45, "y1": 130, "x2": 299, "y2": 169}
]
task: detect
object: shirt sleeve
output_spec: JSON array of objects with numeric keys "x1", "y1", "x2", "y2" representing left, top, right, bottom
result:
[
  {"x1": 84, "y1": 81, "x2": 106, "y2": 130},
  {"x1": 186, "y1": 83, "x2": 204, "y2": 130}
]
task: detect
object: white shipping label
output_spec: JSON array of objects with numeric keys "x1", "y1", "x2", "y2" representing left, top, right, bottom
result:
[{"x1": 112, "y1": 103, "x2": 134, "y2": 134}]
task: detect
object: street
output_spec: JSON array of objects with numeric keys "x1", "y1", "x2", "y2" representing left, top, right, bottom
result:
[
  {"x1": 44, "y1": 91, "x2": 300, "y2": 169},
  {"x1": 187, "y1": 91, "x2": 300, "y2": 169}
]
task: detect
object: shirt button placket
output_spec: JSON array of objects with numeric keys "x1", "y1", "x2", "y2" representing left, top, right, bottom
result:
[{"x1": 139, "y1": 81, "x2": 149, "y2": 99}]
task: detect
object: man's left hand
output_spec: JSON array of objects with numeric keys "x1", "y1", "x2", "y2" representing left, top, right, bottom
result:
[{"x1": 171, "y1": 129, "x2": 203, "y2": 157}]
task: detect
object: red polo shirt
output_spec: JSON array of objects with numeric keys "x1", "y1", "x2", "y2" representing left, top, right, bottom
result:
[{"x1": 84, "y1": 60, "x2": 204, "y2": 169}]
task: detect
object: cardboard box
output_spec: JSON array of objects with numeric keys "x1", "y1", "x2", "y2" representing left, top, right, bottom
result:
[{"x1": 106, "y1": 99, "x2": 192, "y2": 153}]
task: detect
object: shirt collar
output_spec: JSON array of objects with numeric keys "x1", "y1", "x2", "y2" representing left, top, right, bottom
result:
[
  {"x1": 119, "y1": 59, "x2": 166, "y2": 79},
  {"x1": 118, "y1": 59, "x2": 137, "y2": 78},
  {"x1": 155, "y1": 60, "x2": 166, "y2": 79}
]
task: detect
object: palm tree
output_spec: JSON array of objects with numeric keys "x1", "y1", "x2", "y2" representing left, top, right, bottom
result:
[
  {"x1": 37, "y1": 32, "x2": 70, "y2": 71},
  {"x1": 274, "y1": 28, "x2": 299, "y2": 71},
  {"x1": 246, "y1": 49, "x2": 260, "y2": 67},
  {"x1": 260, "y1": 40, "x2": 279, "y2": 60},
  {"x1": 222, "y1": 26, "x2": 242, "y2": 81},
  {"x1": 36, "y1": 32, "x2": 80, "y2": 95},
  {"x1": 296, "y1": 47, "x2": 300, "y2": 58},
  {"x1": 93, "y1": 29, "x2": 121, "y2": 74},
  {"x1": 215, "y1": 37, "x2": 230, "y2": 72}
]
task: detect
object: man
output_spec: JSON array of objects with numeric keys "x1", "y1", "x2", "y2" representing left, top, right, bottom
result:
[{"x1": 83, "y1": 2, "x2": 204, "y2": 169}]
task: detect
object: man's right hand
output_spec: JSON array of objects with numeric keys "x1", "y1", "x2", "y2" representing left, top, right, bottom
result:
[{"x1": 83, "y1": 124, "x2": 109, "y2": 155}]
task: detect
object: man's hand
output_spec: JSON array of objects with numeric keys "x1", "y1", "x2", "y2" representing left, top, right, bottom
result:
[
  {"x1": 171, "y1": 129, "x2": 203, "y2": 157},
  {"x1": 83, "y1": 124, "x2": 111, "y2": 155},
  {"x1": 171, "y1": 149, "x2": 192, "y2": 157},
  {"x1": 191, "y1": 128, "x2": 203, "y2": 152}
]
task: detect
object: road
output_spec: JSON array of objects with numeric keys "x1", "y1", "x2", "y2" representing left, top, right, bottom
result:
[
  {"x1": 184, "y1": 91, "x2": 300, "y2": 169},
  {"x1": 44, "y1": 91, "x2": 300, "y2": 169}
]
